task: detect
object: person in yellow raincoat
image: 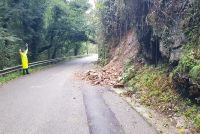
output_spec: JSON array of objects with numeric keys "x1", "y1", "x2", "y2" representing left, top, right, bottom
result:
[{"x1": 19, "y1": 43, "x2": 29, "y2": 75}]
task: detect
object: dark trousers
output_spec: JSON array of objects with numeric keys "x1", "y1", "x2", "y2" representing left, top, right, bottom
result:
[{"x1": 23, "y1": 69, "x2": 29, "y2": 75}]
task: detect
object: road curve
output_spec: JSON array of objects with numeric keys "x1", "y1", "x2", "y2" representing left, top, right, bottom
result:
[{"x1": 0, "y1": 55, "x2": 158, "y2": 134}]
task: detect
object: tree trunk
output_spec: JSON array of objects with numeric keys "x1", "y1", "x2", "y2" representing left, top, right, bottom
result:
[
  {"x1": 52, "y1": 46, "x2": 57, "y2": 59},
  {"x1": 74, "y1": 48, "x2": 78, "y2": 56}
]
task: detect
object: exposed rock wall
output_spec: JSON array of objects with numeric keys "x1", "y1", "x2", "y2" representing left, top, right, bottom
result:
[
  {"x1": 102, "y1": 0, "x2": 194, "y2": 65},
  {"x1": 99, "y1": 0, "x2": 199, "y2": 102},
  {"x1": 134, "y1": 0, "x2": 192, "y2": 64}
]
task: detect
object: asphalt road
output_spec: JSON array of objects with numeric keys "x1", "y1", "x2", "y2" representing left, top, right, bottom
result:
[{"x1": 0, "y1": 55, "x2": 158, "y2": 134}]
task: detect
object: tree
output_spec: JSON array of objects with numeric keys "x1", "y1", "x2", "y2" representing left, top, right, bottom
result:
[{"x1": 0, "y1": 0, "x2": 91, "y2": 69}]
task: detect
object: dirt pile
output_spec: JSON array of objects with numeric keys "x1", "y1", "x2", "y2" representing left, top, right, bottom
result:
[
  {"x1": 82, "y1": 30, "x2": 139, "y2": 87},
  {"x1": 83, "y1": 68, "x2": 124, "y2": 88}
]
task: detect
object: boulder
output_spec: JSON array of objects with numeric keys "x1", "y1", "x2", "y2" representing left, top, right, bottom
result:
[{"x1": 173, "y1": 73, "x2": 200, "y2": 103}]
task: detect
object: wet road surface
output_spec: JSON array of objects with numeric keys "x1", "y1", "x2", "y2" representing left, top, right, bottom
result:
[{"x1": 0, "y1": 55, "x2": 158, "y2": 134}]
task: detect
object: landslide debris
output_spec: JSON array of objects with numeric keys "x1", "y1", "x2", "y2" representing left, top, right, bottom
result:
[{"x1": 81, "y1": 31, "x2": 139, "y2": 88}]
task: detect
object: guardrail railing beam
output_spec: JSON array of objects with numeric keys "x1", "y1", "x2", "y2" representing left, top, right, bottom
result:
[{"x1": 0, "y1": 56, "x2": 71, "y2": 76}]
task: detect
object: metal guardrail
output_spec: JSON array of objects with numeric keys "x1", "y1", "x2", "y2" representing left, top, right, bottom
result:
[{"x1": 0, "y1": 55, "x2": 83, "y2": 76}]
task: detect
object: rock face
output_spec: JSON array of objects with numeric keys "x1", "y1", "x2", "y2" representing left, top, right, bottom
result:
[
  {"x1": 134, "y1": 0, "x2": 191, "y2": 64},
  {"x1": 103, "y1": 0, "x2": 193, "y2": 65},
  {"x1": 99, "y1": 0, "x2": 199, "y2": 102}
]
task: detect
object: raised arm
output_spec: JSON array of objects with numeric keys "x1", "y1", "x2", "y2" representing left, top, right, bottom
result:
[
  {"x1": 19, "y1": 49, "x2": 22, "y2": 55},
  {"x1": 25, "y1": 43, "x2": 28, "y2": 54}
]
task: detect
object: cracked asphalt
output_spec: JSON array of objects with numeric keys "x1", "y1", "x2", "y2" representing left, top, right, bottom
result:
[{"x1": 0, "y1": 55, "x2": 158, "y2": 134}]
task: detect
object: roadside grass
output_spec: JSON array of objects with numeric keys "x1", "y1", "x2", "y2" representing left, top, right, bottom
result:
[
  {"x1": 0, "y1": 71, "x2": 21, "y2": 84},
  {"x1": 122, "y1": 64, "x2": 200, "y2": 131}
]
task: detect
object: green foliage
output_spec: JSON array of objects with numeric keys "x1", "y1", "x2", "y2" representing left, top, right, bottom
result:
[
  {"x1": 195, "y1": 116, "x2": 200, "y2": 130},
  {"x1": 184, "y1": 0, "x2": 200, "y2": 45},
  {"x1": 175, "y1": 54, "x2": 196, "y2": 74},
  {"x1": 79, "y1": 42, "x2": 97, "y2": 55},
  {"x1": 41, "y1": 0, "x2": 90, "y2": 58},
  {"x1": 174, "y1": 0, "x2": 200, "y2": 81},
  {"x1": 122, "y1": 64, "x2": 200, "y2": 131},
  {"x1": 98, "y1": 44, "x2": 109, "y2": 65},
  {"x1": 98, "y1": 58, "x2": 108, "y2": 66},
  {"x1": 0, "y1": 72, "x2": 21, "y2": 84},
  {"x1": 93, "y1": 0, "x2": 137, "y2": 62},
  {"x1": 123, "y1": 66, "x2": 180, "y2": 111},
  {"x1": 122, "y1": 62, "x2": 135, "y2": 83},
  {"x1": 184, "y1": 105, "x2": 199, "y2": 118},
  {"x1": 183, "y1": 105, "x2": 200, "y2": 130},
  {"x1": 0, "y1": 0, "x2": 92, "y2": 69},
  {"x1": 189, "y1": 65, "x2": 200, "y2": 80},
  {"x1": 174, "y1": 44, "x2": 200, "y2": 76}
]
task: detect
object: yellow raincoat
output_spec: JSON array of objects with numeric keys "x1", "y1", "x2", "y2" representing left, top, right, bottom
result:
[{"x1": 19, "y1": 49, "x2": 29, "y2": 69}]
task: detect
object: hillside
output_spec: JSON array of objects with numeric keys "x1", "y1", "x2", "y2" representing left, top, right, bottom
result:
[
  {"x1": 95, "y1": 0, "x2": 200, "y2": 101},
  {"x1": 86, "y1": 0, "x2": 200, "y2": 133}
]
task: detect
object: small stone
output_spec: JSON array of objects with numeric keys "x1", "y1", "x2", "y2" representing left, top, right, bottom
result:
[
  {"x1": 148, "y1": 113, "x2": 153, "y2": 118},
  {"x1": 114, "y1": 73, "x2": 118, "y2": 76},
  {"x1": 110, "y1": 81, "x2": 116, "y2": 85},
  {"x1": 113, "y1": 83, "x2": 124, "y2": 88},
  {"x1": 163, "y1": 123, "x2": 168, "y2": 127},
  {"x1": 102, "y1": 69, "x2": 106, "y2": 72},
  {"x1": 94, "y1": 81, "x2": 100, "y2": 85},
  {"x1": 176, "y1": 118, "x2": 185, "y2": 128}
]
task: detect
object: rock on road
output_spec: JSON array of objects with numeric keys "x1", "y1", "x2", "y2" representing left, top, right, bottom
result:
[{"x1": 0, "y1": 55, "x2": 158, "y2": 134}]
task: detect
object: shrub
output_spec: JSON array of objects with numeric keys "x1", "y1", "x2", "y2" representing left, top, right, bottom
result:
[
  {"x1": 175, "y1": 53, "x2": 197, "y2": 74},
  {"x1": 122, "y1": 62, "x2": 136, "y2": 83},
  {"x1": 122, "y1": 66, "x2": 135, "y2": 83},
  {"x1": 194, "y1": 116, "x2": 200, "y2": 130},
  {"x1": 189, "y1": 65, "x2": 200, "y2": 80}
]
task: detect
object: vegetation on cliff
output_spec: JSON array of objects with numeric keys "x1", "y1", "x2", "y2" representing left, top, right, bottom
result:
[
  {"x1": 91, "y1": 0, "x2": 200, "y2": 132},
  {"x1": 94, "y1": 0, "x2": 200, "y2": 100}
]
